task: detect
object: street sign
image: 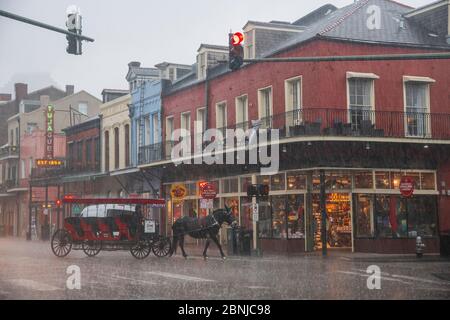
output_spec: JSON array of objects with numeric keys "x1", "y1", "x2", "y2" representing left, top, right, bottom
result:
[
  {"x1": 200, "y1": 182, "x2": 217, "y2": 199},
  {"x1": 200, "y1": 198, "x2": 213, "y2": 209},
  {"x1": 252, "y1": 203, "x2": 259, "y2": 221},
  {"x1": 400, "y1": 176, "x2": 415, "y2": 198}
]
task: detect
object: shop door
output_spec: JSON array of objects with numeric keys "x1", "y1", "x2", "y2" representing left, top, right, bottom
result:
[{"x1": 312, "y1": 193, "x2": 352, "y2": 250}]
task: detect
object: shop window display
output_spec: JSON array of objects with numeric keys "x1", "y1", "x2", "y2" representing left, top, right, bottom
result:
[
  {"x1": 354, "y1": 171, "x2": 373, "y2": 189},
  {"x1": 240, "y1": 176, "x2": 252, "y2": 194},
  {"x1": 270, "y1": 173, "x2": 285, "y2": 191},
  {"x1": 391, "y1": 172, "x2": 403, "y2": 189},
  {"x1": 239, "y1": 197, "x2": 253, "y2": 230},
  {"x1": 375, "y1": 171, "x2": 390, "y2": 189},
  {"x1": 420, "y1": 173, "x2": 435, "y2": 190},
  {"x1": 407, "y1": 196, "x2": 437, "y2": 237},
  {"x1": 354, "y1": 194, "x2": 374, "y2": 237},
  {"x1": 222, "y1": 178, "x2": 238, "y2": 194},
  {"x1": 287, "y1": 171, "x2": 306, "y2": 190},
  {"x1": 326, "y1": 173, "x2": 351, "y2": 190},
  {"x1": 258, "y1": 201, "x2": 273, "y2": 238}
]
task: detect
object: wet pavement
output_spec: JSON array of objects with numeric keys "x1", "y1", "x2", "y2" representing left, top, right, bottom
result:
[{"x1": 0, "y1": 238, "x2": 449, "y2": 300}]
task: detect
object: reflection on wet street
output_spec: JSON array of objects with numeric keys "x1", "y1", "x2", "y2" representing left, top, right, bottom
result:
[{"x1": 0, "y1": 239, "x2": 449, "y2": 299}]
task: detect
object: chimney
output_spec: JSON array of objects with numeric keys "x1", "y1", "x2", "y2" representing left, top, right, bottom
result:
[
  {"x1": 65, "y1": 85, "x2": 74, "y2": 96},
  {"x1": 14, "y1": 83, "x2": 28, "y2": 111},
  {"x1": 0, "y1": 93, "x2": 12, "y2": 102},
  {"x1": 128, "y1": 61, "x2": 141, "y2": 68}
]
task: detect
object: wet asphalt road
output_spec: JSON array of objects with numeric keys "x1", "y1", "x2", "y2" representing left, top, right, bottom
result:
[{"x1": 0, "y1": 238, "x2": 449, "y2": 300}]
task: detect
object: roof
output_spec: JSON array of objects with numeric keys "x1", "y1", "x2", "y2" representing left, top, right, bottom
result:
[
  {"x1": 101, "y1": 89, "x2": 129, "y2": 95},
  {"x1": 266, "y1": 0, "x2": 450, "y2": 57},
  {"x1": 62, "y1": 115, "x2": 100, "y2": 135},
  {"x1": 404, "y1": 0, "x2": 449, "y2": 38},
  {"x1": 126, "y1": 65, "x2": 160, "y2": 81},
  {"x1": 197, "y1": 44, "x2": 228, "y2": 52},
  {"x1": 154, "y1": 62, "x2": 192, "y2": 69},
  {"x1": 165, "y1": 0, "x2": 450, "y2": 95}
]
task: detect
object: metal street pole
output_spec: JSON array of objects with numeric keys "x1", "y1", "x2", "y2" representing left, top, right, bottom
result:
[
  {"x1": 320, "y1": 170, "x2": 327, "y2": 256},
  {"x1": 0, "y1": 10, "x2": 94, "y2": 42}
]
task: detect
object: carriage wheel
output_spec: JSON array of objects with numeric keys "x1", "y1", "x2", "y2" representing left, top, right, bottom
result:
[
  {"x1": 51, "y1": 229, "x2": 72, "y2": 258},
  {"x1": 82, "y1": 240, "x2": 102, "y2": 257},
  {"x1": 152, "y1": 236, "x2": 172, "y2": 257},
  {"x1": 130, "y1": 239, "x2": 151, "y2": 259}
]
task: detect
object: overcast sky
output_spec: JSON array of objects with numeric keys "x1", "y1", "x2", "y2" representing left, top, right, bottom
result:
[{"x1": 0, "y1": 0, "x2": 434, "y2": 98}]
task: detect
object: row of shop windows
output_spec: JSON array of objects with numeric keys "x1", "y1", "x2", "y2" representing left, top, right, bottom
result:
[
  {"x1": 168, "y1": 194, "x2": 438, "y2": 242},
  {"x1": 164, "y1": 170, "x2": 436, "y2": 197}
]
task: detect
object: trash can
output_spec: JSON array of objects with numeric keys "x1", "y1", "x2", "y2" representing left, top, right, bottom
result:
[
  {"x1": 237, "y1": 229, "x2": 252, "y2": 256},
  {"x1": 227, "y1": 227, "x2": 238, "y2": 255},
  {"x1": 440, "y1": 231, "x2": 450, "y2": 257}
]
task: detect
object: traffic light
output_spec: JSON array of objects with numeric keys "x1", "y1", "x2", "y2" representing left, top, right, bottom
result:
[
  {"x1": 247, "y1": 184, "x2": 269, "y2": 197},
  {"x1": 56, "y1": 199, "x2": 62, "y2": 208},
  {"x1": 66, "y1": 6, "x2": 82, "y2": 55},
  {"x1": 229, "y1": 32, "x2": 244, "y2": 70}
]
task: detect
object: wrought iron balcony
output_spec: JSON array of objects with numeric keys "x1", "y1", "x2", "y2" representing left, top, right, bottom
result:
[
  {"x1": 138, "y1": 143, "x2": 163, "y2": 165},
  {"x1": 0, "y1": 146, "x2": 19, "y2": 159}
]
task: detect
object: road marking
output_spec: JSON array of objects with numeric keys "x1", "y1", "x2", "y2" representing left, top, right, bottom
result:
[
  {"x1": 6, "y1": 279, "x2": 60, "y2": 291},
  {"x1": 108, "y1": 275, "x2": 156, "y2": 285},
  {"x1": 246, "y1": 286, "x2": 272, "y2": 290},
  {"x1": 336, "y1": 271, "x2": 412, "y2": 285},
  {"x1": 352, "y1": 268, "x2": 391, "y2": 276},
  {"x1": 391, "y1": 274, "x2": 450, "y2": 286},
  {"x1": 146, "y1": 271, "x2": 215, "y2": 282}
]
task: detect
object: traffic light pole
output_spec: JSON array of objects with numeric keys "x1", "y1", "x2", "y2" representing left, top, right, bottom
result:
[
  {"x1": 243, "y1": 52, "x2": 450, "y2": 63},
  {"x1": 0, "y1": 10, "x2": 94, "y2": 42}
]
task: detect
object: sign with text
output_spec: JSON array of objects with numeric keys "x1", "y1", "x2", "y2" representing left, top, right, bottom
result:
[
  {"x1": 36, "y1": 159, "x2": 64, "y2": 168},
  {"x1": 46, "y1": 105, "x2": 55, "y2": 159},
  {"x1": 400, "y1": 176, "x2": 415, "y2": 198},
  {"x1": 200, "y1": 182, "x2": 217, "y2": 199}
]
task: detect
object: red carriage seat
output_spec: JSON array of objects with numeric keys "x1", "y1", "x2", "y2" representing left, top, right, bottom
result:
[{"x1": 64, "y1": 217, "x2": 84, "y2": 238}]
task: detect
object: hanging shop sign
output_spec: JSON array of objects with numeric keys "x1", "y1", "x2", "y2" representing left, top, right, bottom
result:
[
  {"x1": 200, "y1": 182, "x2": 217, "y2": 199},
  {"x1": 200, "y1": 198, "x2": 214, "y2": 209},
  {"x1": 400, "y1": 176, "x2": 415, "y2": 198},
  {"x1": 36, "y1": 159, "x2": 64, "y2": 168},
  {"x1": 46, "y1": 105, "x2": 55, "y2": 159},
  {"x1": 170, "y1": 184, "x2": 187, "y2": 202}
]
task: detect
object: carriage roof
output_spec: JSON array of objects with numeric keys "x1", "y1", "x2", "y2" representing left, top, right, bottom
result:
[{"x1": 62, "y1": 196, "x2": 166, "y2": 207}]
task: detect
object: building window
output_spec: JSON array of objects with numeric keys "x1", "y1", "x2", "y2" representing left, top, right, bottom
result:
[
  {"x1": 145, "y1": 116, "x2": 151, "y2": 146},
  {"x1": 76, "y1": 141, "x2": 83, "y2": 164},
  {"x1": 152, "y1": 113, "x2": 159, "y2": 144},
  {"x1": 258, "y1": 87, "x2": 272, "y2": 128},
  {"x1": 125, "y1": 124, "x2": 130, "y2": 167},
  {"x1": 244, "y1": 30, "x2": 254, "y2": 59},
  {"x1": 348, "y1": 78, "x2": 374, "y2": 130},
  {"x1": 165, "y1": 116, "x2": 174, "y2": 142},
  {"x1": 221, "y1": 178, "x2": 239, "y2": 194},
  {"x1": 354, "y1": 171, "x2": 373, "y2": 189},
  {"x1": 10, "y1": 129, "x2": 13, "y2": 146},
  {"x1": 354, "y1": 194, "x2": 374, "y2": 237},
  {"x1": 285, "y1": 77, "x2": 302, "y2": 129},
  {"x1": 85, "y1": 139, "x2": 92, "y2": 167},
  {"x1": 26, "y1": 122, "x2": 37, "y2": 134},
  {"x1": 197, "y1": 52, "x2": 207, "y2": 79},
  {"x1": 270, "y1": 173, "x2": 286, "y2": 191},
  {"x1": 94, "y1": 137, "x2": 100, "y2": 166},
  {"x1": 181, "y1": 112, "x2": 191, "y2": 136},
  {"x1": 196, "y1": 108, "x2": 206, "y2": 149},
  {"x1": 216, "y1": 102, "x2": 227, "y2": 135},
  {"x1": 114, "y1": 127, "x2": 120, "y2": 169},
  {"x1": 21, "y1": 159, "x2": 25, "y2": 179},
  {"x1": 104, "y1": 131, "x2": 110, "y2": 172},
  {"x1": 404, "y1": 82, "x2": 430, "y2": 137},
  {"x1": 235, "y1": 95, "x2": 248, "y2": 130},
  {"x1": 286, "y1": 171, "x2": 306, "y2": 190},
  {"x1": 78, "y1": 102, "x2": 88, "y2": 115}
]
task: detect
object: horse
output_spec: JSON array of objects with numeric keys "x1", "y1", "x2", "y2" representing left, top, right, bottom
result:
[{"x1": 170, "y1": 206, "x2": 237, "y2": 259}]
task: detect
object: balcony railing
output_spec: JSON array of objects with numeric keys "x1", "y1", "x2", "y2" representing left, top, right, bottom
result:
[
  {"x1": 31, "y1": 162, "x2": 100, "y2": 180},
  {"x1": 157, "y1": 108, "x2": 450, "y2": 163},
  {"x1": 0, "y1": 146, "x2": 19, "y2": 159},
  {"x1": 139, "y1": 143, "x2": 163, "y2": 165}
]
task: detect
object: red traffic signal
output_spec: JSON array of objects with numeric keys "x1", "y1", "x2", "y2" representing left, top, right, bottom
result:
[
  {"x1": 231, "y1": 32, "x2": 244, "y2": 46},
  {"x1": 56, "y1": 199, "x2": 62, "y2": 207},
  {"x1": 229, "y1": 32, "x2": 244, "y2": 71}
]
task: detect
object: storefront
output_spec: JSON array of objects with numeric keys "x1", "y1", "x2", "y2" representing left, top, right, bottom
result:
[{"x1": 163, "y1": 168, "x2": 439, "y2": 254}]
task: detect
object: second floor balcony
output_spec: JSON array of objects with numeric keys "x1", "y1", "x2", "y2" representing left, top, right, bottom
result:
[
  {"x1": 156, "y1": 108, "x2": 450, "y2": 164},
  {"x1": 0, "y1": 146, "x2": 19, "y2": 160},
  {"x1": 138, "y1": 143, "x2": 163, "y2": 165}
]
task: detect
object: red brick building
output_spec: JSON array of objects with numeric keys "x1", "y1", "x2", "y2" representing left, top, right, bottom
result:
[{"x1": 138, "y1": 0, "x2": 450, "y2": 254}]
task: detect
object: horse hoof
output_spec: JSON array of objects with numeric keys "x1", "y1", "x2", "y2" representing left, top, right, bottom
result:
[
  {"x1": 203, "y1": 256, "x2": 208, "y2": 260},
  {"x1": 222, "y1": 256, "x2": 227, "y2": 260}
]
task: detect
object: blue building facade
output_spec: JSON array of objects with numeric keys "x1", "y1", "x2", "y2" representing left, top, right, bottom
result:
[{"x1": 129, "y1": 80, "x2": 163, "y2": 166}]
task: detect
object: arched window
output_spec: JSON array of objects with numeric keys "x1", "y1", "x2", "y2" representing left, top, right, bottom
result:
[
  {"x1": 125, "y1": 124, "x2": 130, "y2": 167},
  {"x1": 114, "y1": 127, "x2": 120, "y2": 169},
  {"x1": 104, "y1": 131, "x2": 110, "y2": 172}
]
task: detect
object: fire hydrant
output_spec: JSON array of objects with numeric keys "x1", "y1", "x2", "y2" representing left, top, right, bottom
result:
[{"x1": 416, "y1": 236, "x2": 425, "y2": 258}]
